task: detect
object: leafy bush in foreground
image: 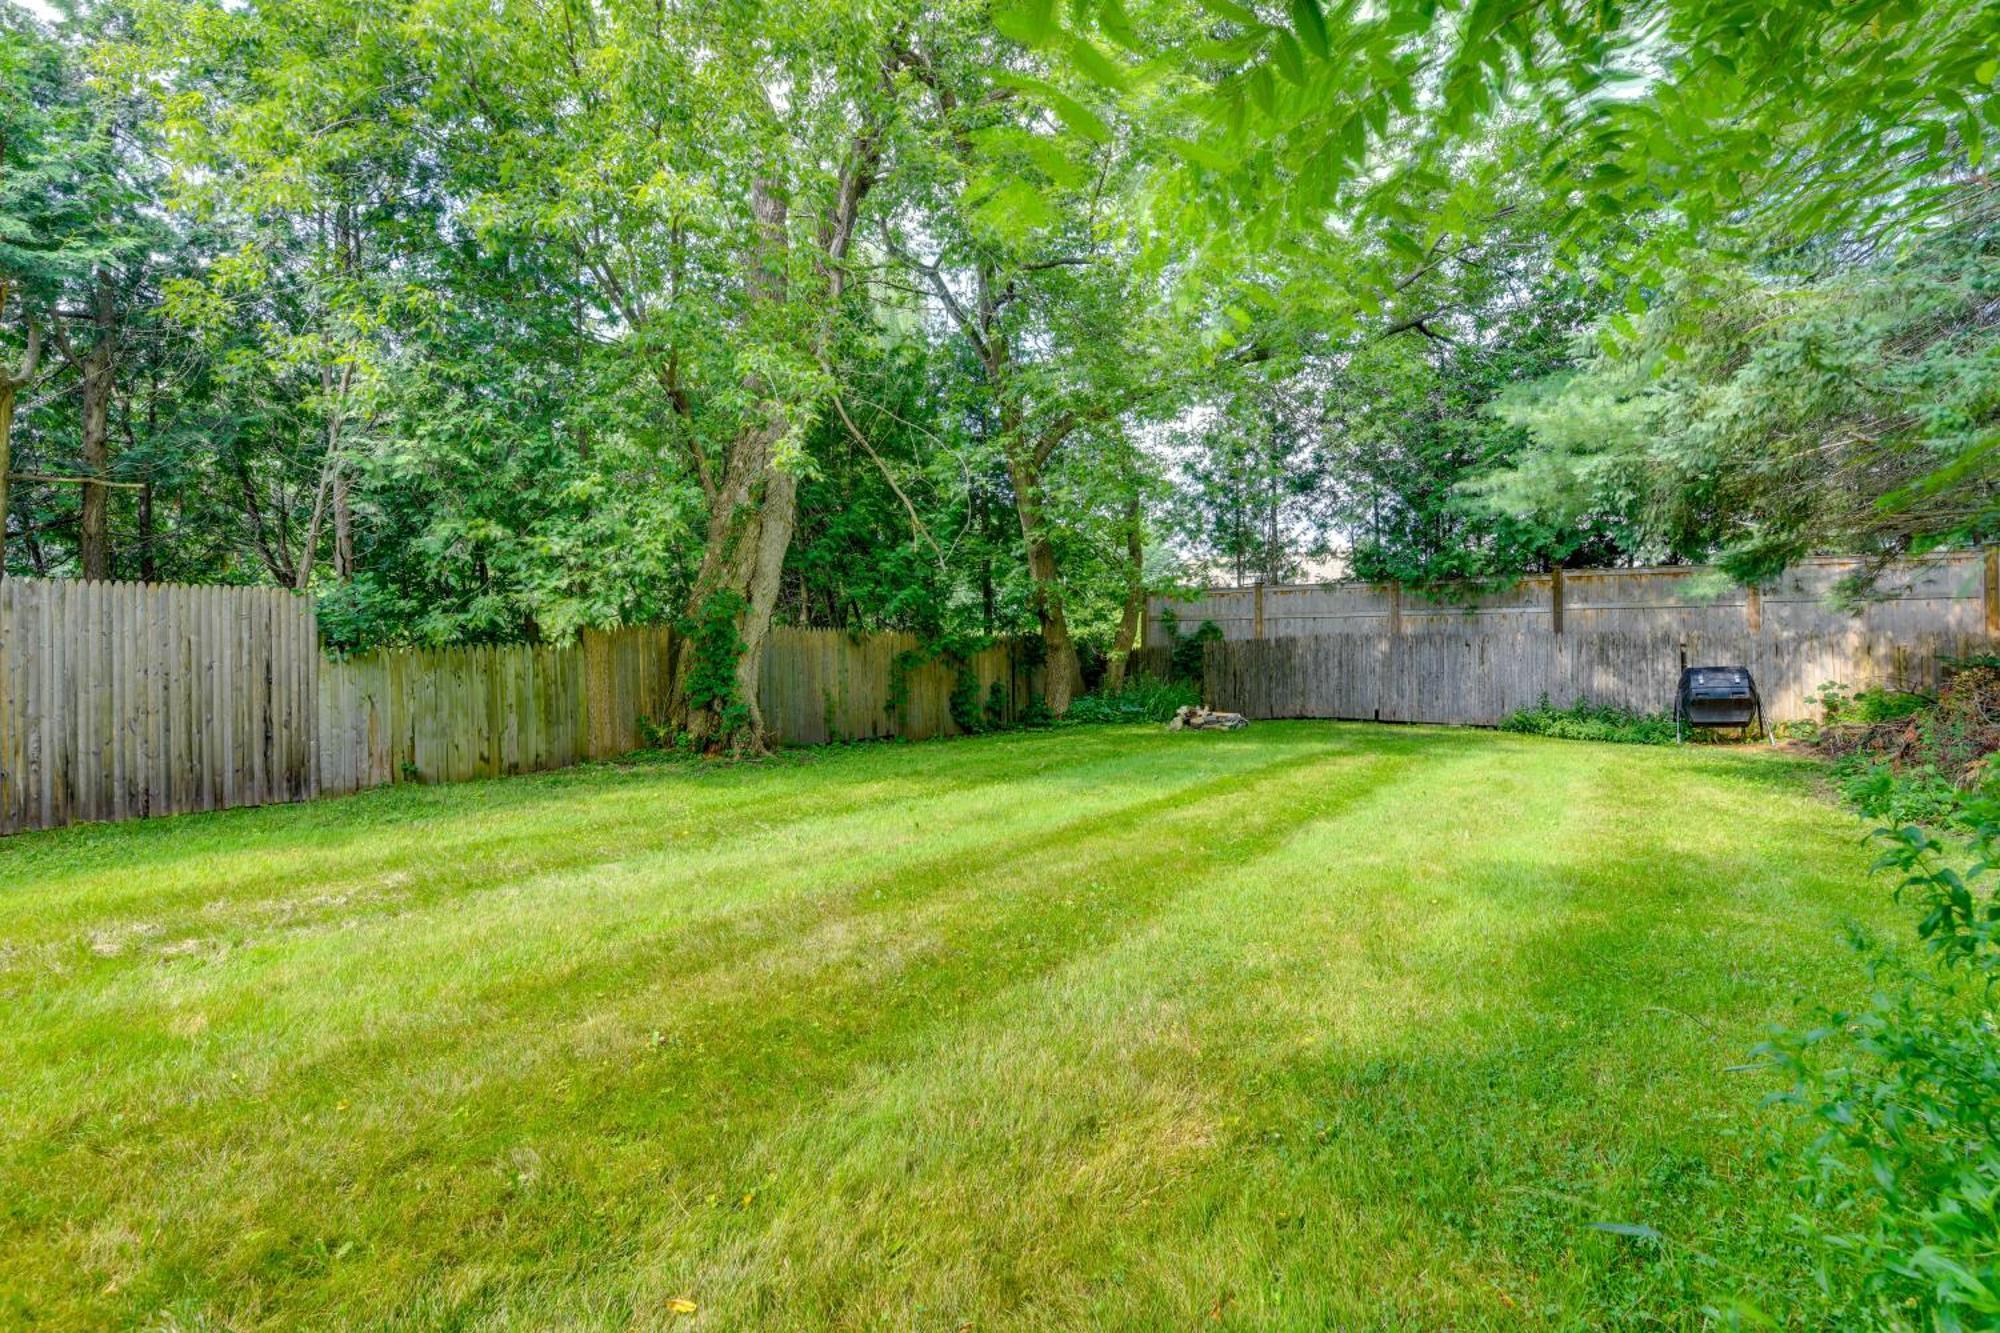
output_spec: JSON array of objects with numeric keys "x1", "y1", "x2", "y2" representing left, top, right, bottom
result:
[
  {"x1": 1834, "y1": 757, "x2": 1967, "y2": 829},
  {"x1": 1757, "y1": 780, "x2": 2000, "y2": 1327},
  {"x1": 1499, "y1": 696, "x2": 1677, "y2": 745},
  {"x1": 1064, "y1": 676, "x2": 1200, "y2": 725}
]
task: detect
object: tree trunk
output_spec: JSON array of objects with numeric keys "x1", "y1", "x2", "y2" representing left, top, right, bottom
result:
[
  {"x1": 665, "y1": 174, "x2": 798, "y2": 754},
  {"x1": 333, "y1": 463, "x2": 356, "y2": 579},
  {"x1": 1006, "y1": 453, "x2": 1082, "y2": 715},
  {"x1": 0, "y1": 253, "x2": 38, "y2": 575},
  {"x1": 668, "y1": 417, "x2": 798, "y2": 752},
  {"x1": 0, "y1": 381, "x2": 15, "y2": 574},
  {"x1": 1105, "y1": 497, "x2": 1145, "y2": 691},
  {"x1": 79, "y1": 337, "x2": 113, "y2": 581},
  {"x1": 137, "y1": 480, "x2": 156, "y2": 583}
]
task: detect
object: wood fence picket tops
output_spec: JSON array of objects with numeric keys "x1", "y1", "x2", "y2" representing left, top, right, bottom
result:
[
  {"x1": 4, "y1": 551, "x2": 1989, "y2": 834},
  {"x1": 0, "y1": 579, "x2": 1042, "y2": 835}
]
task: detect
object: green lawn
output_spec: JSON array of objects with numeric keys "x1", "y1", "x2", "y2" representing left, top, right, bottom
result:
[{"x1": 0, "y1": 723, "x2": 1889, "y2": 1328}]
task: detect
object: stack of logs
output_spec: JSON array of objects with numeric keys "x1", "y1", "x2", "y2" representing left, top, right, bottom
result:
[{"x1": 1168, "y1": 705, "x2": 1248, "y2": 732}]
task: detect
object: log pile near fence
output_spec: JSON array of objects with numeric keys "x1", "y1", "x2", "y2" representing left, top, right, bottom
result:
[
  {"x1": 0, "y1": 578, "x2": 1039, "y2": 834},
  {"x1": 1148, "y1": 552, "x2": 1998, "y2": 726}
]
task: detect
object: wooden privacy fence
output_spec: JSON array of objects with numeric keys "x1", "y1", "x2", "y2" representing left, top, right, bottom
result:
[
  {"x1": 0, "y1": 578, "x2": 1041, "y2": 834},
  {"x1": 1180, "y1": 627, "x2": 1998, "y2": 727},
  {"x1": 0, "y1": 579, "x2": 318, "y2": 835},
  {"x1": 1147, "y1": 552, "x2": 2000, "y2": 726},
  {"x1": 757, "y1": 627, "x2": 1037, "y2": 745},
  {"x1": 1151, "y1": 552, "x2": 1996, "y2": 645}
]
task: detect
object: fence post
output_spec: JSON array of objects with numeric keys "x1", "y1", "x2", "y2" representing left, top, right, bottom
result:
[
  {"x1": 1985, "y1": 548, "x2": 1998, "y2": 638},
  {"x1": 1550, "y1": 568, "x2": 1564, "y2": 636},
  {"x1": 1253, "y1": 580, "x2": 1266, "y2": 640}
]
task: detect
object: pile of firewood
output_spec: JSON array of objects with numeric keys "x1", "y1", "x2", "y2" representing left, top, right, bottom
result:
[{"x1": 1168, "y1": 705, "x2": 1248, "y2": 732}]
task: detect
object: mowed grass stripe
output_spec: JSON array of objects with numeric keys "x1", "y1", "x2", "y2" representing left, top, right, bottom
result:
[
  {"x1": 2, "y1": 731, "x2": 1411, "y2": 1326},
  {"x1": 0, "y1": 726, "x2": 1334, "y2": 962},
  {"x1": 651, "y1": 732, "x2": 1880, "y2": 1329},
  {"x1": 0, "y1": 725, "x2": 1889, "y2": 1330}
]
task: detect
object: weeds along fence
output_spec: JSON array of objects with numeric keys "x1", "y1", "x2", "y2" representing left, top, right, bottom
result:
[
  {"x1": 0, "y1": 579, "x2": 1041, "y2": 835},
  {"x1": 1144, "y1": 551, "x2": 2000, "y2": 725}
]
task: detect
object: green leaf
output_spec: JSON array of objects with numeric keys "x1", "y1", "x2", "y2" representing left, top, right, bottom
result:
[
  {"x1": 1164, "y1": 138, "x2": 1235, "y2": 171},
  {"x1": 1095, "y1": 0, "x2": 1144, "y2": 52},
  {"x1": 1271, "y1": 31, "x2": 1307, "y2": 86},
  {"x1": 1290, "y1": 0, "x2": 1330, "y2": 59},
  {"x1": 1065, "y1": 34, "x2": 1130, "y2": 90},
  {"x1": 993, "y1": 0, "x2": 1060, "y2": 48},
  {"x1": 990, "y1": 73, "x2": 1111, "y2": 142},
  {"x1": 1247, "y1": 66, "x2": 1276, "y2": 117},
  {"x1": 1193, "y1": 0, "x2": 1262, "y2": 24},
  {"x1": 970, "y1": 176, "x2": 1057, "y2": 238}
]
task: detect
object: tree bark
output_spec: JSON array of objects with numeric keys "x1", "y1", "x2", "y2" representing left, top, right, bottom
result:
[
  {"x1": 666, "y1": 174, "x2": 799, "y2": 753},
  {"x1": 1004, "y1": 450, "x2": 1083, "y2": 714},
  {"x1": 138, "y1": 480, "x2": 156, "y2": 583},
  {"x1": 295, "y1": 361, "x2": 356, "y2": 592},
  {"x1": 0, "y1": 381, "x2": 17, "y2": 575},
  {"x1": 668, "y1": 417, "x2": 799, "y2": 751},
  {"x1": 333, "y1": 463, "x2": 356, "y2": 579},
  {"x1": 1105, "y1": 495, "x2": 1145, "y2": 690}
]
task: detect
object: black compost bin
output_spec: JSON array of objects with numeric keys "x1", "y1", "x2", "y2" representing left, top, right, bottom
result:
[{"x1": 1673, "y1": 665, "x2": 1768, "y2": 742}]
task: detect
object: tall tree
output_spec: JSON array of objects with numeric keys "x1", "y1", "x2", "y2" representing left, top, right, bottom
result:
[{"x1": 879, "y1": 26, "x2": 1175, "y2": 711}]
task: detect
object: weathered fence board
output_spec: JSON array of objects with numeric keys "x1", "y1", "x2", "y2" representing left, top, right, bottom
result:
[
  {"x1": 1148, "y1": 551, "x2": 1999, "y2": 726},
  {"x1": 757, "y1": 628, "x2": 1037, "y2": 745},
  {"x1": 0, "y1": 580, "x2": 318, "y2": 834},
  {"x1": 1153, "y1": 552, "x2": 1993, "y2": 645},
  {"x1": 2, "y1": 578, "x2": 1044, "y2": 834},
  {"x1": 1191, "y1": 627, "x2": 2000, "y2": 727}
]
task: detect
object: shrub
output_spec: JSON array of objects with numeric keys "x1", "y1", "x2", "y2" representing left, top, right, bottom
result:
[
  {"x1": 1758, "y1": 781, "x2": 2000, "y2": 1328},
  {"x1": 1834, "y1": 756, "x2": 1967, "y2": 828},
  {"x1": 1063, "y1": 676, "x2": 1201, "y2": 725},
  {"x1": 678, "y1": 589, "x2": 751, "y2": 745},
  {"x1": 1157, "y1": 609, "x2": 1222, "y2": 684},
  {"x1": 1498, "y1": 695, "x2": 1678, "y2": 745},
  {"x1": 1815, "y1": 681, "x2": 1933, "y2": 726}
]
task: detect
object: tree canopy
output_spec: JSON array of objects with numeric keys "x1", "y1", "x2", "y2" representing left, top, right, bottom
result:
[{"x1": 0, "y1": 0, "x2": 1993, "y2": 744}]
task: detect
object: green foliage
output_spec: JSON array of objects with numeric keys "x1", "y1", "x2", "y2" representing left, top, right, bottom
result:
[
  {"x1": 1498, "y1": 695, "x2": 1677, "y2": 746},
  {"x1": 1815, "y1": 682, "x2": 1933, "y2": 727},
  {"x1": 1816, "y1": 667, "x2": 2000, "y2": 825},
  {"x1": 679, "y1": 589, "x2": 750, "y2": 741},
  {"x1": 948, "y1": 661, "x2": 986, "y2": 735},
  {"x1": 1483, "y1": 236, "x2": 2000, "y2": 583},
  {"x1": 1158, "y1": 609, "x2": 1221, "y2": 684},
  {"x1": 1062, "y1": 675, "x2": 1200, "y2": 724},
  {"x1": 1833, "y1": 757, "x2": 1967, "y2": 830},
  {"x1": 1759, "y1": 776, "x2": 2000, "y2": 1327}
]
